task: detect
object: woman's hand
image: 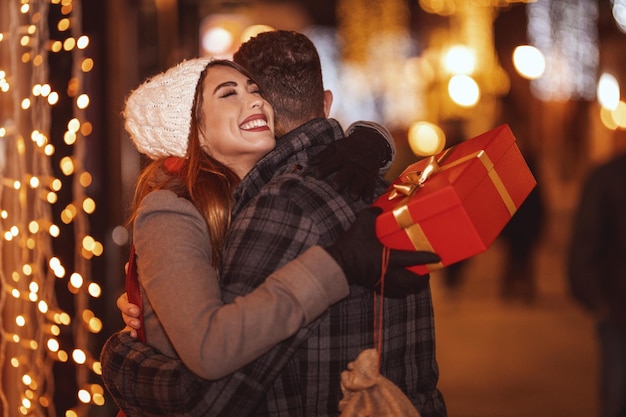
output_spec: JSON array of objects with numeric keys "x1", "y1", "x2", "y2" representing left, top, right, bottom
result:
[{"x1": 117, "y1": 292, "x2": 141, "y2": 338}]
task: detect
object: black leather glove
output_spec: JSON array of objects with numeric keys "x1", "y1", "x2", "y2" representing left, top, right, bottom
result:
[
  {"x1": 324, "y1": 207, "x2": 440, "y2": 298},
  {"x1": 307, "y1": 125, "x2": 392, "y2": 202}
]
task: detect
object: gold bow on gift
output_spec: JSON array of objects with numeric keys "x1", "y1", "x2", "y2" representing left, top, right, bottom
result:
[{"x1": 388, "y1": 150, "x2": 452, "y2": 200}]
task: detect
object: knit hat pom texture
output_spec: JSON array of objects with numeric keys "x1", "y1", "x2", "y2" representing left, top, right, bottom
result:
[{"x1": 124, "y1": 58, "x2": 211, "y2": 160}]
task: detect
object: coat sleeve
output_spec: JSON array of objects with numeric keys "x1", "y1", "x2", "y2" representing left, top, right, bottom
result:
[{"x1": 133, "y1": 190, "x2": 349, "y2": 380}]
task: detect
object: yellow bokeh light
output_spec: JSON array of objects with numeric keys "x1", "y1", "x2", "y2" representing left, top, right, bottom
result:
[
  {"x1": 28, "y1": 221, "x2": 39, "y2": 233},
  {"x1": 72, "y1": 349, "x2": 87, "y2": 364},
  {"x1": 92, "y1": 361, "x2": 102, "y2": 375},
  {"x1": 88, "y1": 282, "x2": 102, "y2": 298},
  {"x1": 57, "y1": 18, "x2": 71, "y2": 32},
  {"x1": 61, "y1": 209, "x2": 74, "y2": 224},
  {"x1": 69, "y1": 273, "x2": 84, "y2": 289},
  {"x1": 83, "y1": 197, "x2": 96, "y2": 214},
  {"x1": 78, "y1": 389, "x2": 91, "y2": 403},
  {"x1": 48, "y1": 92, "x2": 59, "y2": 105},
  {"x1": 50, "y1": 40, "x2": 62, "y2": 52},
  {"x1": 77, "y1": 94, "x2": 90, "y2": 109},
  {"x1": 93, "y1": 393, "x2": 105, "y2": 406},
  {"x1": 67, "y1": 118, "x2": 80, "y2": 132},
  {"x1": 22, "y1": 374, "x2": 32, "y2": 386},
  {"x1": 32, "y1": 129, "x2": 48, "y2": 146},
  {"x1": 59, "y1": 156, "x2": 75, "y2": 175},
  {"x1": 49, "y1": 224, "x2": 60, "y2": 237},
  {"x1": 443, "y1": 45, "x2": 475, "y2": 75},
  {"x1": 88, "y1": 317, "x2": 103, "y2": 333},
  {"x1": 82, "y1": 310, "x2": 94, "y2": 322},
  {"x1": 408, "y1": 122, "x2": 446, "y2": 157},
  {"x1": 79, "y1": 172, "x2": 92, "y2": 187},
  {"x1": 44, "y1": 143, "x2": 55, "y2": 156},
  {"x1": 63, "y1": 37, "x2": 76, "y2": 51},
  {"x1": 92, "y1": 241, "x2": 104, "y2": 256},
  {"x1": 47, "y1": 191, "x2": 58, "y2": 204},
  {"x1": 448, "y1": 75, "x2": 480, "y2": 108},
  {"x1": 21, "y1": 398, "x2": 31, "y2": 409},
  {"x1": 82, "y1": 236, "x2": 95, "y2": 251},
  {"x1": 62, "y1": 312, "x2": 72, "y2": 325},
  {"x1": 51, "y1": 178, "x2": 62, "y2": 191},
  {"x1": 513, "y1": 45, "x2": 546, "y2": 80},
  {"x1": 64, "y1": 130, "x2": 77, "y2": 145},
  {"x1": 202, "y1": 26, "x2": 234, "y2": 56},
  {"x1": 47, "y1": 338, "x2": 59, "y2": 352},
  {"x1": 77, "y1": 35, "x2": 89, "y2": 49},
  {"x1": 81, "y1": 58, "x2": 94, "y2": 72}
]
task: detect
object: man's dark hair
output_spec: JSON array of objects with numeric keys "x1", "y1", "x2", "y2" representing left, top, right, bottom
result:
[{"x1": 234, "y1": 30, "x2": 326, "y2": 136}]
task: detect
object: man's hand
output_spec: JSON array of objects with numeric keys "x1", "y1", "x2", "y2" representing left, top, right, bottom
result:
[
  {"x1": 307, "y1": 123, "x2": 393, "y2": 202},
  {"x1": 117, "y1": 292, "x2": 141, "y2": 338},
  {"x1": 324, "y1": 207, "x2": 439, "y2": 298}
]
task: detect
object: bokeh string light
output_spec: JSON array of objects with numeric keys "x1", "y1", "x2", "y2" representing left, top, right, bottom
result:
[{"x1": 0, "y1": 0, "x2": 105, "y2": 416}]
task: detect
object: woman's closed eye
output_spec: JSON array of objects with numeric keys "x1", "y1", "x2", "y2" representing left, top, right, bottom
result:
[{"x1": 219, "y1": 88, "x2": 237, "y2": 98}]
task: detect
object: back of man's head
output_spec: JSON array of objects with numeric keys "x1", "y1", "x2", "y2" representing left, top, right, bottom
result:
[{"x1": 234, "y1": 30, "x2": 326, "y2": 136}]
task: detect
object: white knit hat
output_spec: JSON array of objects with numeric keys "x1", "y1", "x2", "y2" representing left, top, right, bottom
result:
[{"x1": 123, "y1": 58, "x2": 211, "y2": 159}]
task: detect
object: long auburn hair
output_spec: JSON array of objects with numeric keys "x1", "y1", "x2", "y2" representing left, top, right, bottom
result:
[{"x1": 129, "y1": 60, "x2": 256, "y2": 268}]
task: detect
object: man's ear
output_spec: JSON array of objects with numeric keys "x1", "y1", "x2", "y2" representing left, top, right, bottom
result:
[{"x1": 323, "y1": 90, "x2": 333, "y2": 117}]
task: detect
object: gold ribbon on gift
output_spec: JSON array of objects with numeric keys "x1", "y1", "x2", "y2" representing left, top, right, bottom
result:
[{"x1": 388, "y1": 148, "x2": 518, "y2": 269}]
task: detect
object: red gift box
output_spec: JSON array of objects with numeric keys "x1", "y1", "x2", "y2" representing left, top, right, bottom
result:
[{"x1": 372, "y1": 124, "x2": 537, "y2": 275}]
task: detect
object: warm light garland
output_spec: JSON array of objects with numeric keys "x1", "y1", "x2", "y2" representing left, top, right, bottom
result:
[{"x1": 0, "y1": 0, "x2": 104, "y2": 416}]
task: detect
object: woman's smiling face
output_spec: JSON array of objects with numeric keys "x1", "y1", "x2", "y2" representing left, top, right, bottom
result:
[{"x1": 199, "y1": 64, "x2": 275, "y2": 178}]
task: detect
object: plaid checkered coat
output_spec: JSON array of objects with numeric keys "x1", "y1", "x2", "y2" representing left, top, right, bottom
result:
[{"x1": 101, "y1": 118, "x2": 446, "y2": 417}]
